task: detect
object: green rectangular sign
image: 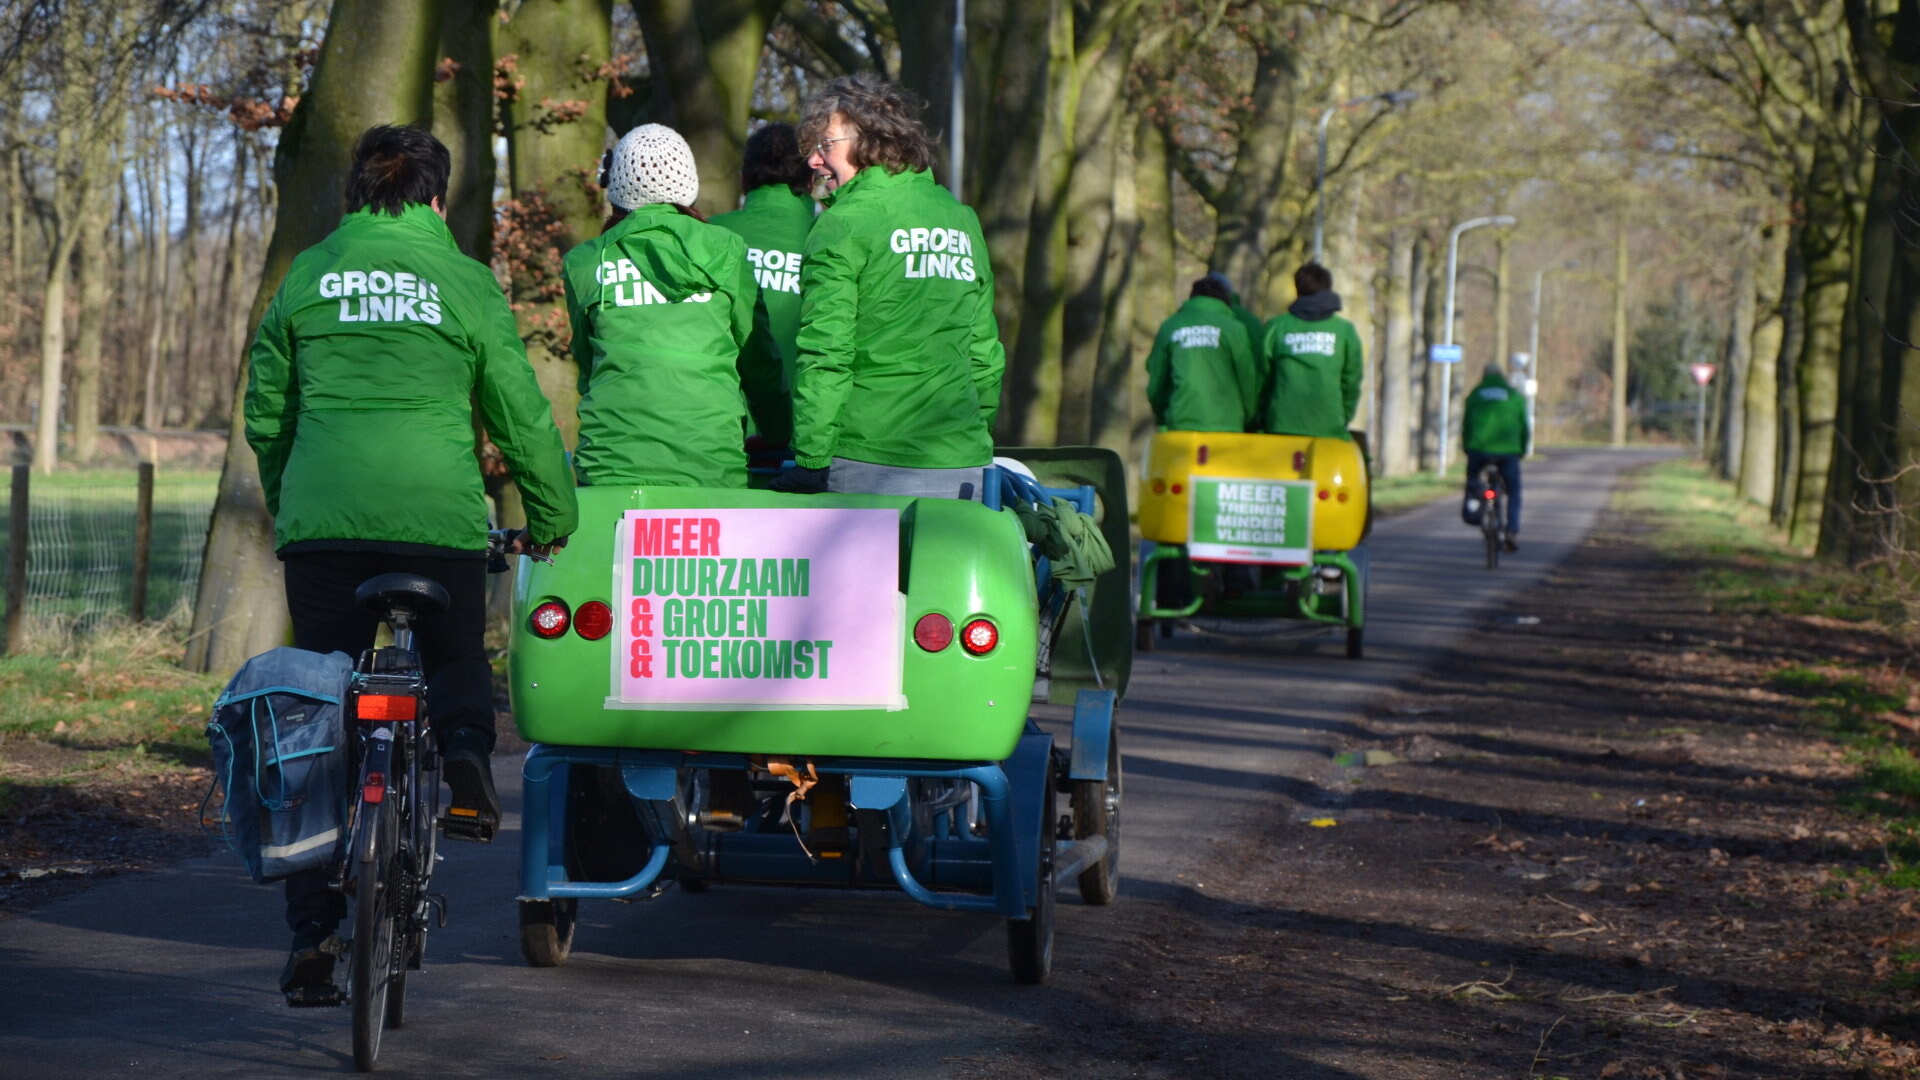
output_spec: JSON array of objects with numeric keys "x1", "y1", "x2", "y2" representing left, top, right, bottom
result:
[{"x1": 1188, "y1": 476, "x2": 1314, "y2": 564}]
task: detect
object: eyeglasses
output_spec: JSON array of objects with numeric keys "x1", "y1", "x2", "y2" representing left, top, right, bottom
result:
[{"x1": 810, "y1": 136, "x2": 850, "y2": 159}]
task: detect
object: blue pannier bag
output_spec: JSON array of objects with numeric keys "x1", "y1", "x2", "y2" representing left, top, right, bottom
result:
[{"x1": 205, "y1": 647, "x2": 354, "y2": 884}]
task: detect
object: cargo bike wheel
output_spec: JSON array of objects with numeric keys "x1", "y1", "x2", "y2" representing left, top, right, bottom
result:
[
  {"x1": 1070, "y1": 725, "x2": 1122, "y2": 906},
  {"x1": 1007, "y1": 756, "x2": 1058, "y2": 984}
]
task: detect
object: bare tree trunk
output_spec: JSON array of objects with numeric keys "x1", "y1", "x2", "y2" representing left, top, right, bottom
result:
[
  {"x1": 1089, "y1": 105, "x2": 1141, "y2": 459},
  {"x1": 1207, "y1": 20, "x2": 1299, "y2": 304},
  {"x1": 1610, "y1": 216, "x2": 1628, "y2": 447},
  {"x1": 1790, "y1": 148, "x2": 1856, "y2": 549},
  {"x1": 1771, "y1": 231, "x2": 1808, "y2": 527},
  {"x1": 1057, "y1": 10, "x2": 1135, "y2": 445},
  {"x1": 435, "y1": 0, "x2": 498, "y2": 261},
  {"x1": 1380, "y1": 225, "x2": 1415, "y2": 476},
  {"x1": 1419, "y1": 235, "x2": 1442, "y2": 471},
  {"x1": 1740, "y1": 223, "x2": 1785, "y2": 507},
  {"x1": 1003, "y1": 0, "x2": 1074, "y2": 446},
  {"x1": 175, "y1": 124, "x2": 204, "y2": 427},
  {"x1": 187, "y1": 0, "x2": 446, "y2": 674},
  {"x1": 1335, "y1": 189, "x2": 1374, "y2": 435},
  {"x1": 1719, "y1": 227, "x2": 1756, "y2": 482},
  {"x1": 632, "y1": 0, "x2": 780, "y2": 216},
  {"x1": 1493, "y1": 229, "x2": 1511, "y2": 375},
  {"x1": 212, "y1": 134, "x2": 253, "y2": 426},
  {"x1": 142, "y1": 149, "x2": 173, "y2": 431},
  {"x1": 1128, "y1": 112, "x2": 1174, "y2": 469},
  {"x1": 70, "y1": 183, "x2": 114, "y2": 464}
]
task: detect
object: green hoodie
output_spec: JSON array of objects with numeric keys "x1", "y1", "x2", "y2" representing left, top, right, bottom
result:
[
  {"x1": 1260, "y1": 295, "x2": 1364, "y2": 440},
  {"x1": 791, "y1": 167, "x2": 1004, "y2": 471},
  {"x1": 1145, "y1": 295, "x2": 1259, "y2": 432},
  {"x1": 563, "y1": 204, "x2": 790, "y2": 488},
  {"x1": 711, "y1": 183, "x2": 816, "y2": 387},
  {"x1": 1462, "y1": 369, "x2": 1530, "y2": 456},
  {"x1": 245, "y1": 204, "x2": 578, "y2": 551}
]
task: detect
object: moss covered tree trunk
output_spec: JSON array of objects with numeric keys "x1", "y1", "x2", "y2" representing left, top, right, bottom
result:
[
  {"x1": 1380, "y1": 225, "x2": 1416, "y2": 476},
  {"x1": 632, "y1": 0, "x2": 779, "y2": 216},
  {"x1": 1739, "y1": 223, "x2": 1785, "y2": 508}
]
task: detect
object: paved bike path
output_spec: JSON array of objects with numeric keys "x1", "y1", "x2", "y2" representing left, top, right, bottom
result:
[{"x1": 0, "y1": 448, "x2": 1672, "y2": 1078}]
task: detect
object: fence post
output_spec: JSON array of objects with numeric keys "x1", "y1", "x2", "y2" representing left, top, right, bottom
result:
[
  {"x1": 5, "y1": 464, "x2": 27, "y2": 654},
  {"x1": 131, "y1": 462, "x2": 155, "y2": 622}
]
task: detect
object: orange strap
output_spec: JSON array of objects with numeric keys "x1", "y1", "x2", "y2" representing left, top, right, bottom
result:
[{"x1": 759, "y1": 757, "x2": 820, "y2": 806}]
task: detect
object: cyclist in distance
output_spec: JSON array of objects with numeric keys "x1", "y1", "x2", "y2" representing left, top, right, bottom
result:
[
  {"x1": 1462, "y1": 362, "x2": 1530, "y2": 552},
  {"x1": 1145, "y1": 275, "x2": 1260, "y2": 433},
  {"x1": 772, "y1": 72, "x2": 1005, "y2": 500},
  {"x1": 564, "y1": 123, "x2": 790, "y2": 487},
  {"x1": 245, "y1": 123, "x2": 579, "y2": 1001}
]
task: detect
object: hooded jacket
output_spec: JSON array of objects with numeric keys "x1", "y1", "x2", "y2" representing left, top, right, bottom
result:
[
  {"x1": 1145, "y1": 295, "x2": 1259, "y2": 432},
  {"x1": 711, "y1": 183, "x2": 816, "y2": 387},
  {"x1": 1260, "y1": 290, "x2": 1364, "y2": 440},
  {"x1": 245, "y1": 204, "x2": 577, "y2": 552},
  {"x1": 1462, "y1": 369, "x2": 1530, "y2": 456},
  {"x1": 791, "y1": 167, "x2": 1004, "y2": 471},
  {"x1": 563, "y1": 204, "x2": 790, "y2": 488}
]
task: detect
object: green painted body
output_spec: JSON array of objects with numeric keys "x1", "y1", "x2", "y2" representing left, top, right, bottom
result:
[
  {"x1": 1137, "y1": 546, "x2": 1364, "y2": 628},
  {"x1": 510, "y1": 485, "x2": 1039, "y2": 760}
]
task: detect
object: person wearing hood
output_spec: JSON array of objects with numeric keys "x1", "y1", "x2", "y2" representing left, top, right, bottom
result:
[
  {"x1": 1462, "y1": 363, "x2": 1530, "y2": 551},
  {"x1": 563, "y1": 124, "x2": 790, "y2": 487},
  {"x1": 1206, "y1": 270, "x2": 1267, "y2": 369},
  {"x1": 1259, "y1": 262, "x2": 1363, "y2": 440},
  {"x1": 1145, "y1": 275, "x2": 1259, "y2": 432},
  {"x1": 711, "y1": 122, "x2": 817, "y2": 389},
  {"x1": 771, "y1": 73, "x2": 1005, "y2": 500},
  {"x1": 245, "y1": 124, "x2": 577, "y2": 1003}
]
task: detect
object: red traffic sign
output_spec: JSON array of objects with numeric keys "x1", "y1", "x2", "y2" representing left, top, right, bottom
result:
[{"x1": 1690, "y1": 363, "x2": 1717, "y2": 386}]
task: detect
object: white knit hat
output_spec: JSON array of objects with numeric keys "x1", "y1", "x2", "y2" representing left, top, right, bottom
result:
[{"x1": 605, "y1": 124, "x2": 700, "y2": 210}]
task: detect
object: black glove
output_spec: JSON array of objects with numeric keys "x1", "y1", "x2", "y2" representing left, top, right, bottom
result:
[{"x1": 769, "y1": 465, "x2": 830, "y2": 494}]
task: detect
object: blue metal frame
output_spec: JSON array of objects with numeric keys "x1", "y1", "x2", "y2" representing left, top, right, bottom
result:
[{"x1": 1068, "y1": 689, "x2": 1115, "y2": 782}]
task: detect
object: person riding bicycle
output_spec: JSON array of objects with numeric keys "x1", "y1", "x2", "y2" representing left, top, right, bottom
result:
[
  {"x1": 564, "y1": 123, "x2": 790, "y2": 488},
  {"x1": 245, "y1": 124, "x2": 578, "y2": 1001},
  {"x1": 1259, "y1": 262, "x2": 1362, "y2": 440},
  {"x1": 771, "y1": 73, "x2": 1005, "y2": 500},
  {"x1": 1145, "y1": 276, "x2": 1260, "y2": 433},
  {"x1": 1462, "y1": 364, "x2": 1529, "y2": 552}
]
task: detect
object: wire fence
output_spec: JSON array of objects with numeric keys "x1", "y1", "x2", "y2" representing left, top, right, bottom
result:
[{"x1": 0, "y1": 469, "x2": 219, "y2": 640}]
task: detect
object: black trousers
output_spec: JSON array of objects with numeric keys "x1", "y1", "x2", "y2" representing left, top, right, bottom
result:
[{"x1": 279, "y1": 550, "x2": 494, "y2": 932}]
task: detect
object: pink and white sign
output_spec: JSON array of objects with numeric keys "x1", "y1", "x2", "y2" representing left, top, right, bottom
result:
[
  {"x1": 609, "y1": 507, "x2": 904, "y2": 710},
  {"x1": 1690, "y1": 363, "x2": 1717, "y2": 386}
]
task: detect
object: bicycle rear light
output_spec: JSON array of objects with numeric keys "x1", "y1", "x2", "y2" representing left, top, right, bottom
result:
[
  {"x1": 1484, "y1": 489, "x2": 1497, "y2": 500},
  {"x1": 914, "y1": 613, "x2": 954, "y2": 652},
  {"x1": 529, "y1": 600, "x2": 570, "y2": 639},
  {"x1": 960, "y1": 618, "x2": 999, "y2": 656},
  {"x1": 356, "y1": 694, "x2": 417, "y2": 721},
  {"x1": 574, "y1": 600, "x2": 613, "y2": 640},
  {"x1": 363, "y1": 772, "x2": 386, "y2": 803}
]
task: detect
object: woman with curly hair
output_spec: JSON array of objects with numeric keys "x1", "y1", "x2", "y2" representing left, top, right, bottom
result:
[{"x1": 770, "y1": 73, "x2": 1005, "y2": 499}]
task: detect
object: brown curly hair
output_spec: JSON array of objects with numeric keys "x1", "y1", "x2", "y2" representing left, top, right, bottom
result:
[{"x1": 798, "y1": 73, "x2": 937, "y2": 175}]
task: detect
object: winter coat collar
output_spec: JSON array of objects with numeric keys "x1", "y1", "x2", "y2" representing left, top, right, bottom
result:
[{"x1": 1287, "y1": 289, "x2": 1343, "y2": 321}]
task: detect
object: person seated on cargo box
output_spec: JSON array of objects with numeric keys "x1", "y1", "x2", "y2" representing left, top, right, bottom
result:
[
  {"x1": 564, "y1": 124, "x2": 790, "y2": 488},
  {"x1": 1145, "y1": 276, "x2": 1260, "y2": 433},
  {"x1": 711, "y1": 122, "x2": 817, "y2": 393},
  {"x1": 245, "y1": 123, "x2": 578, "y2": 1002},
  {"x1": 1259, "y1": 262, "x2": 1363, "y2": 441}
]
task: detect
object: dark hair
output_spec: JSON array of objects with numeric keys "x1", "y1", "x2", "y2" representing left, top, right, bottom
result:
[
  {"x1": 345, "y1": 125, "x2": 450, "y2": 216},
  {"x1": 741, "y1": 123, "x2": 813, "y2": 196},
  {"x1": 1294, "y1": 262, "x2": 1333, "y2": 296},
  {"x1": 1190, "y1": 277, "x2": 1230, "y2": 303},
  {"x1": 799, "y1": 73, "x2": 937, "y2": 175}
]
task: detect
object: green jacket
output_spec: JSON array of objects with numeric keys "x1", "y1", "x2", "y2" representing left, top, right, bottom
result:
[
  {"x1": 792, "y1": 167, "x2": 1004, "y2": 470},
  {"x1": 1260, "y1": 304, "x2": 1363, "y2": 440},
  {"x1": 711, "y1": 184, "x2": 816, "y2": 388},
  {"x1": 1145, "y1": 296, "x2": 1259, "y2": 432},
  {"x1": 245, "y1": 204, "x2": 578, "y2": 551},
  {"x1": 563, "y1": 204, "x2": 791, "y2": 488},
  {"x1": 1462, "y1": 370, "x2": 1530, "y2": 456}
]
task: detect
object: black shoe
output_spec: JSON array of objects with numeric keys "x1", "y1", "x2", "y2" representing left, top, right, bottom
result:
[
  {"x1": 280, "y1": 922, "x2": 342, "y2": 1004},
  {"x1": 1503, "y1": 536, "x2": 1520, "y2": 553},
  {"x1": 442, "y1": 744, "x2": 500, "y2": 842}
]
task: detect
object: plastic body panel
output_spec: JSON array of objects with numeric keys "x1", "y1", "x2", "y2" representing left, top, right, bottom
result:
[
  {"x1": 510, "y1": 485, "x2": 1039, "y2": 760},
  {"x1": 1138, "y1": 430, "x2": 1369, "y2": 552}
]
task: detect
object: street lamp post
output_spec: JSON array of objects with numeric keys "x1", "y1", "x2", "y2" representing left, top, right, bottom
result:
[
  {"x1": 1525, "y1": 259, "x2": 1578, "y2": 458},
  {"x1": 1436, "y1": 214, "x2": 1518, "y2": 475},
  {"x1": 948, "y1": 0, "x2": 966, "y2": 200},
  {"x1": 1312, "y1": 90, "x2": 1417, "y2": 264}
]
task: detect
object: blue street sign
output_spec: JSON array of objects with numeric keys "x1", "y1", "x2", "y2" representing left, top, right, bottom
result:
[{"x1": 1428, "y1": 344, "x2": 1464, "y2": 364}]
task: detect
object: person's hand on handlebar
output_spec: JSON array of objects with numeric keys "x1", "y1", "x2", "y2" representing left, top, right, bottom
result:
[{"x1": 512, "y1": 532, "x2": 568, "y2": 563}]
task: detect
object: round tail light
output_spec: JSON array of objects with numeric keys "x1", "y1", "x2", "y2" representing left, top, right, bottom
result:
[
  {"x1": 914, "y1": 613, "x2": 954, "y2": 652},
  {"x1": 529, "y1": 600, "x2": 570, "y2": 639},
  {"x1": 574, "y1": 600, "x2": 612, "y2": 640},
  {"x1": 960, "y1": 619, "x2": 998, "y2": 656}
]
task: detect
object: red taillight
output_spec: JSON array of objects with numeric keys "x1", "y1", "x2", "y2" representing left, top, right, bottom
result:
[
  {"x1": 1317, "y1": 489, "x2": 1329, "y2": 501},
  {"x1": 914, "y1": 613, "x2": 954, "y2": 652},
  {"x1": 574, "y1": 600, "x2": 612, "y2": 640},
  {"x1": 1484, "y1": 489, "x2": 1497, "y2": 500},
  {"x1": 363, "y1": 773, "x2": 386, "y2": 803},
  {"x1": 530, "y1": 600, "x2": 570, "y2": 638},
  {"x1": 1170, "y1": 483, "x2": 1184, "y2": 495},
  {"x1": 961, "y1": 619, "x2": 998, "y2": 655},
  {"x1": 1336, "y1": 491, "x2": 1349, "y2": 503},
  {"x1": 1292, "y1": 451, "x2": 1308, "y2": 471},
  {"x1": 356, "y1": 694, "x2": 417, "y2": 721},
  {"x1": 1197, "y1": 444, "x2": 1209, "y2": 465},
  {"x1": 1151, "y1": 480, "x2": 1166, "y2": 494}
]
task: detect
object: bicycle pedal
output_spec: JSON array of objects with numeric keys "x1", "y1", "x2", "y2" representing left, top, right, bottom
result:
[
  {"x1": 439, "y1": 810, "x2": 496, "y2": 843},
  {"x1": 284, "y1": 984, "x2": 345, "y2": 1008}
]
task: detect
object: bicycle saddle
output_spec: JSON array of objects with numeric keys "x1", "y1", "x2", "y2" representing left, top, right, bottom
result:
[{"x1": 355, "y1": 573, "x2": 451, "y2": 617}]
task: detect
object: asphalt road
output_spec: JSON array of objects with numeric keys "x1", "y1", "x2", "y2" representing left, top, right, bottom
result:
[{"x1": 0, "y1": 447, "x2": 1673, "y2": 1078}]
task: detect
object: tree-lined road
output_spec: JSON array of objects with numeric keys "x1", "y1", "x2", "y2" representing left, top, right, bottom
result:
[{"x1": 0, "y1": 448, "x2": 1671, "y2": 1078}]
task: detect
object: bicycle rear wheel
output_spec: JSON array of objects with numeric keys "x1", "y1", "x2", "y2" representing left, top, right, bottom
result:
[
  {"x1": 1484, "y1": 507, "x2": 1501, "y2": 569},
  {"x1": 351, "y1": 797, "x2": 398, "y2": 1072},
  {"x1": 385, "y1": 758, "x2": 436, "y2": 1029}
]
